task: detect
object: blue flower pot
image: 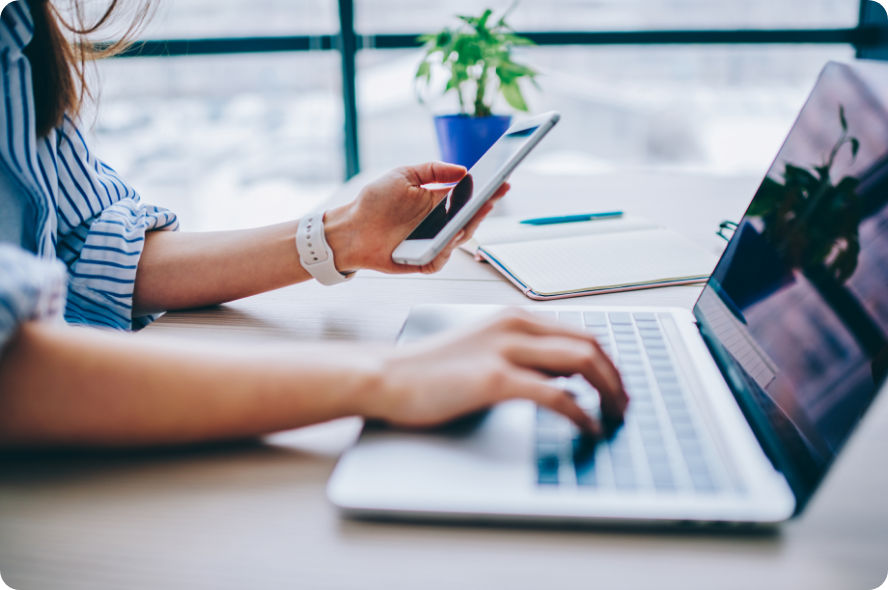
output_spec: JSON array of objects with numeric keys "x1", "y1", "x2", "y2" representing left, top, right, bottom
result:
[{"x1": 434, "y1": 114, "x2": 512, "y2": 169}]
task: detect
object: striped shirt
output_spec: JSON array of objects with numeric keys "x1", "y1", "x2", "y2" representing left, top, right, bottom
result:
[
  {"x1": 0, "y1": 243, "x2": 66, "y2": 349},
  {"x1": 0, "y1": 1, "x2": 178, "y2": 353}
]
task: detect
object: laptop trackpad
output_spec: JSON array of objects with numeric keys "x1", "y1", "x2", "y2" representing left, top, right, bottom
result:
[{"x1": 328, "y1": 401, "x2": 537, "y2": 510}]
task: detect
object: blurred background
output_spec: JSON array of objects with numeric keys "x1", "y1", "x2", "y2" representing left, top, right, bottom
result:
[{"x1": 83, "y1": 0, "x2": 864, "y2": 230}]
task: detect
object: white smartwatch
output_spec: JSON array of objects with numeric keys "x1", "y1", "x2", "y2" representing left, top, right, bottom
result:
[{"x1": 296, "y1": 211, "x2": 354, "y2": 285}]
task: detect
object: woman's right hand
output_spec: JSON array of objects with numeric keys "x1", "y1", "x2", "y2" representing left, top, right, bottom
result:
[{"x1": 362, "y1": 309, "x2": 628, "y2": 435}]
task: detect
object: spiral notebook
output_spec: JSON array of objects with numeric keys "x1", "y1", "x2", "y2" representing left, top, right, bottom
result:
[{"x1": 462, "y1": 216, "x2": 717, "y2": 300}]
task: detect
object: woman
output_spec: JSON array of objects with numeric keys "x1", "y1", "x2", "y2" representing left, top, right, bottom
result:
[{"x1": 0, "y1": 0, "x2": 626, "y2": 447}]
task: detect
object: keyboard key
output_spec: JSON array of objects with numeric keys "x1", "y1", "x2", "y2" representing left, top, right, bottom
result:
[
  {"x1": 575, "y1": 462, "x2": 597, "y2": 486},
  {"x1": 646, "y1": 349, "x2": 671, "y2": 361},
  {"x1": 537, "y1": 457, "x2": 560, "y2": 485},
  {"x1": 636, "y1": 414, "x2": 661, "y2": 431},
  {"x1": 641, "y1": 334, "x2": 666, "y2": 346},
  {"x1": 649, "y1": 358, "x2": 673, "y2": 371},
  {"x1": 631, "y1": 384, "x2": 654, "y2": 398},
  {"x1": 573, "y1": 437, "x2": 598, "y2": 486},
  {"x1": 537, "y1": 441, "x2": 562, "y2": 486},
  {"x1": 613, "y1": 469, "x2": 637, "y2": 490},
  {"x1": 618, "y1": 353, "x2": 644, "y2": 364},
  {"x1": 644, "y1": 444, "x2": 669, "y2": 463},
  {"x1": 533, "y1": 308, "x2": 719, "y2": 496},
  {"x1": 655, "y1": 373, "x2": 680, "y2": 387},
  {"x1": 652, "y1": 473, "x2": 677, "y2": 491},
  {"x1": 588, "y1": 328, "x2": 610, "y2": 339},
  {"x1": 608, "y1": 312, "x2": 633, "y2": 325},
  {"x1": 690, "y1": 471, "x2": 717, "y2": 493},
  {"x1": 558, "y1": 311, "x2": 583, "y2": 327},
  {"x1": 537, "y1": 406, "x2": 566, "y2": 428},
  {"x1": 583, "y1": 311, "x2": 608, "y2": 327},
  {"x1": 632, "y1": 403, "x2": 658, "y2": 418}
]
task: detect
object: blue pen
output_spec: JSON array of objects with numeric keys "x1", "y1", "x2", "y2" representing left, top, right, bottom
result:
[{"x1": 520, "y1": 211, "x2": 623, "y2": 225}]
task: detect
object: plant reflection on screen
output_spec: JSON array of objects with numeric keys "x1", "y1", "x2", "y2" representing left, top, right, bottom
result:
[{"x1": 748, "y1": 105, "x2": 862, "y2": 283}]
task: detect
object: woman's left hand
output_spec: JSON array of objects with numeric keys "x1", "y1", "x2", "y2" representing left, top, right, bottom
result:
[{"x1": 323, "y1": 162, "x2": 510, "y2": 274}]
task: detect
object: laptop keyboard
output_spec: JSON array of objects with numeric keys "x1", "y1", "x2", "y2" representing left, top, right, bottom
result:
[{"x1": 533, "y1": 310, "x2": 723, "y2": 494}]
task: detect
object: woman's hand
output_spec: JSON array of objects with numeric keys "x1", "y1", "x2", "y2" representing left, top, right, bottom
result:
[
  {"x1": 324, "y1": 162, "x2": 509, "y2": 275},
  {"x1": 360, "y1": 309, "x2": 628, "y2": 435}
]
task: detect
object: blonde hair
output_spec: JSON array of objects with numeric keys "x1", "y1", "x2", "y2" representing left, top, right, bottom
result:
[{"x1": 24, "y1": 0, "x2": 154, "y2": 136}]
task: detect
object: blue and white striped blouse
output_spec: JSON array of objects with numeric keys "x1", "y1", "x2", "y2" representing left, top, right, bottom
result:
[{"x1": 0, "y1": 1, "x2": 178, "y2": 353}]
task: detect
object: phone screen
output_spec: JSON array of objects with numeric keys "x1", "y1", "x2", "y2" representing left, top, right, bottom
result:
[{"x1": 405, "y1": 125, "x2": 541, "y2": 241}]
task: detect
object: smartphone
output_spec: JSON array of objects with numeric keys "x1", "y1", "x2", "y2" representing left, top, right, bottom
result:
[{"x1": 391, "y1": 111, "x2": 560, "y2": 266}]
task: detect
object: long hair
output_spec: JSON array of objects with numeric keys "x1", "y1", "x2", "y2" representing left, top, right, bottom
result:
[{"x1": 23, "y1": 0, "x2": 154, "y2": 137}]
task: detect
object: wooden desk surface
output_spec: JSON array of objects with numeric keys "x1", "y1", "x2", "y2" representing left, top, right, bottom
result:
[{"x1": 1, "y1": 170, "x2": 886, "y2": 590}]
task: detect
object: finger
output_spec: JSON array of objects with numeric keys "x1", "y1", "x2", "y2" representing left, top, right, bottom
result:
[
  {"x1": 441, "y1": 182, "x2": 509, "y2": 247},
  {"x1": 491, "y1": 181, "x2": 511, "y2": 200},
  {"x1": 458, "y1": 201, "x2": 496, "y2": 245},
  {"x1": 420, "y1": 230, "x2": 465, "y2": 274},
  {"x1": 503, "y1": 334, "x2": 625, "y2": 415},
  {"x1": 500, "y1": 369, "x2": 600, "y2": 434},
  {"x1": 405, "y1": 161, "x2": 467, "y2": 186},
  {"x1": 494, "y1": 313, "x2": 627, "y2": 419}
]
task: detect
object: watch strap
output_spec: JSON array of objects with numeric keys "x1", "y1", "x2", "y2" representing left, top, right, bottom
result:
[{"x1": 296, "y1": 212, "x2": 353, "y2": 285}]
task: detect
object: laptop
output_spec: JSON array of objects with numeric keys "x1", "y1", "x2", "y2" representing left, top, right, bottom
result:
[{"x1": 327, "y1": 60, "x2": 888, "y2": 526}]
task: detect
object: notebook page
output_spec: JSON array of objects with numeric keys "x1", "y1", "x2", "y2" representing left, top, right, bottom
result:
[
  {"x1": 460, "y1": 215, "x2": 659, "y2": 254},
  {"x1": 481, "y1": 228, "x2": 718, "y2": 296}
]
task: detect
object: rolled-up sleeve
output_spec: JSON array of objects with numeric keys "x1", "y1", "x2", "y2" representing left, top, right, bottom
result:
[
  {"x1": 0, "y1": 244, "x2": 67, "y2": 354},
  {"x1": 54, "y1": 120, "x2": 179, "y2": 331},
  {"x1": 2, "y1": 3, "x2": 178, "y2": 334},
  {"x1": 63, "y1": 200, "x2": 178, "y2": 330}
]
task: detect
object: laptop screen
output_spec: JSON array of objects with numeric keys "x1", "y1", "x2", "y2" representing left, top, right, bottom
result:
[{"x1": 694, "y1": 61, "x2": 888, "y2": 503}]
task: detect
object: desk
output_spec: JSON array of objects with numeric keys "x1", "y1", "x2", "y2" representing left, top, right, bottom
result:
[{"x1": 1, "y1": 169, "x2": 886, "y2": 590}]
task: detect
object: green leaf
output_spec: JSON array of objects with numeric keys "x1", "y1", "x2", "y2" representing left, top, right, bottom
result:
[
  {"x1": 497, "y1": 61, "x2": 536, "y2": 78},
  {"x1": 436, "y1": 30, "x2": 452, "y2": 48},
  {"x1": 476, "y1": 9, "x2": 493, "y2": 32},
  {"x1": 415, "y1": 60, "x2": 431, "y2": 80},
  {"x1": 501, "y1": 80, "x2": 528, "y2": 112},
  {"x1": 416, "y1": 5, "x2": 539, "y2": 113},
  {"x1": 850, "y1": 138, "x2": 860, "y2": 160},
  {"x1": 839, "y1": 105, "x2": 847, "y2": 131}
]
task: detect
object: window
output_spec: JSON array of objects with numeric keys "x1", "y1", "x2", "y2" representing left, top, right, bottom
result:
[
  {"x1": 358, "y1": 44, "x2": 854, "y2": 177},
  {"x1": 354, "y1": 0, "x2": 859, "y2": 32},
  {"x1": 85, "y1": 0, "x2": 878, "y2": 228},
  {"x1": 89, "y1": 52, "x2": 342, "y2": 230}
]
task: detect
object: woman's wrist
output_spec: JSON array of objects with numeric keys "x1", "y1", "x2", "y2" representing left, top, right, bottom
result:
[
  {"x1": 335, "y1": 346, "x2": 392, "y2": 420},
  {"x1": 322, "y1": 204, "x2": 362, "y2": 274}
]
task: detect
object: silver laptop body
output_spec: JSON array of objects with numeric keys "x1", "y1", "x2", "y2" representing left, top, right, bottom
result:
[{"x1": 328, "y1": 60, "x2": 888, "y2": 527}]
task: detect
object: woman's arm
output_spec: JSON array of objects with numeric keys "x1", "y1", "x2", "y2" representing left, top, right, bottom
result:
[
  {"x1": 0, "y1": 311, "x2": 626, "y2": 449},
  {"x1": 0, "y1": 321, "x2": 380, "y2": 447},
  {"x1": 133, "y1": 162, "x2": 506, "y2": 315}
]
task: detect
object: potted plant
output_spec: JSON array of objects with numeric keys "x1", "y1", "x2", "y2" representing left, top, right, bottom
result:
[{"x1": 415, "y1": 7, "x2": 538, "y2": 168}]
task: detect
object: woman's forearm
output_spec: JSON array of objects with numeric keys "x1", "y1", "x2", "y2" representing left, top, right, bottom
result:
[
  {"x1": 132, "y1": 221, "x2": 309, "y2": 315},
  {"x1": 0, "y1": 322, "x2": 380, "y2": 448},
  {"x1": 132, "y1": 205, "x2": 363, "y2": 316},
  {"x1": 0, "y1": 311, "x2": 627, "y2": 449}
]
